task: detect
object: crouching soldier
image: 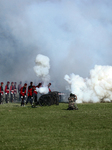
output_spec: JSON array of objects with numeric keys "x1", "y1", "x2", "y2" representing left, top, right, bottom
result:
[
  {"x1": 20, "y1": 83, "x2": 27, "y2": 106},
  {"x1": 0, "y1": 82, "x2": 4, "y2": 104},
  {"x1": 67, "y1": 93, "x2": 78, "y2": 110}
]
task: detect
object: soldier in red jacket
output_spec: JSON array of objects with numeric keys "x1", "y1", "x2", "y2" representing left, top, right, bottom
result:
[
  {"x1": 32, "y1": 86, "x2": 38, "y2": 107},
  {"x1": 32, "y1": 82, "x2": 42, "y2": 107},
  {"x1": 18, "y1": 81, "x2": 22, "y2": 101},
  {"x1": 36, "y1": 82, "x2": 42, "y2": 88},
  {"x1": 48, "y1": 83, "x2": 51, "y2": 92},
  {"x1": 5, "y1": 81, "x2": 10, "y2": 103},
  {"x1": 10, "y1": 82, "x2": 14, "y2": 102},
  {"x1": 20, "y1": 83, "x2": 27, "y2": 106},
  {"x1": 14, "y1": 82, "x2": 17, "y2": 101},
  {"x1": 26, "y1": 82, "x2": 33, "y2": 105},
  {"x1": 0, "y1": 82, "x2": 4, "y2": 104}
]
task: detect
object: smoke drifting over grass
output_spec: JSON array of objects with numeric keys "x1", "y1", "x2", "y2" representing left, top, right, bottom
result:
[
  {"x1": 65, "y1": 65, "x2": 112, "y2": 103},
  {"x1": 0, "y1": 0, "x2": 112, "y2": 93}
]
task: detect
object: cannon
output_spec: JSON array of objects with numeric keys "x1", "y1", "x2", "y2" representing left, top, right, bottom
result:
[{"x1": 38, "y1": 91, "x2": 59, "y2": 106}]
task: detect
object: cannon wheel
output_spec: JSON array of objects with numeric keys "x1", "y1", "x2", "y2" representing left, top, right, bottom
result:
[
  {"x1": 50, "y1": 92, "x2": 59, "y2": 105},
  {"x1": 39, "y1": 96, "x2": 45, "y2": 106},
  {"x1": 39, "y1": 95, "x2": 51, "y2": 106},
  {"x1": 47, "y1": 95, "x2": 51, "y2": 106}
]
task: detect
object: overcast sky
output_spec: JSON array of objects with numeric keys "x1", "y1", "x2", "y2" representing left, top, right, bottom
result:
[{"x1": 0, "y1": 0, "x2": 112, "y2": 91}]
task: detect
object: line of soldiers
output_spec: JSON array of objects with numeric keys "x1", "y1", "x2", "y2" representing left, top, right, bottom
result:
[
  {"x1": 0, "y1": 81, "x2": 17, "y2": 104},
  {"x1": 0, "y1": 81, "x2": 51, "y2": 106}
]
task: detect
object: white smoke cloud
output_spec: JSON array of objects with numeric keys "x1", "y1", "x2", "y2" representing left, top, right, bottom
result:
[
  {"x1": 64, "y1": 65, "x2": 112, "y2": 103},
  {"x1": 36, "y1": 86, "x2": 49, "y2": 94},
  {"x1": 34, "y1": 54, "x2": 50, "y2": 84},
  {"x1": 34, "y1": 54, "x2": 50, "y2": 94}
]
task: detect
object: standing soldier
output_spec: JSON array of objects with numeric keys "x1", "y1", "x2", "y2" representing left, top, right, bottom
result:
[
  {"x1": 32, "y1": 86, "x2": 38, "y2": 107},
  {"x1": 0, "y1": 82, "x2": 4, "y2": 104},
  {"x1": 48, "y1": 83, "x2": 51, "y2": 92},
  {"x1": 20, "y1": 83, "x2": 27, "y2": 106},
  {"x1": 36, "y1": 82, "x2": 42, "y2": 100},
  {"x1": 18, "y1": 81, "x2": 22, "y2": 101},
  {"x1": 36, "y1": 83, "x2": 42, "y2": 88},
  {"x1": 10, "y1": 82, "x2": 14, "y2": 102},
  {"x1": 26, "y1": 82, "x2": 33, "y2": 105},
  {"x1": 5, "y1": 81, "x2": 10, "y2": 103},
  {"x1": 14, "y1": 82, "x2": 17, "y2": 101},
  {"x1": 67, "y1": 93, "x2": 78, "y2": 110}
]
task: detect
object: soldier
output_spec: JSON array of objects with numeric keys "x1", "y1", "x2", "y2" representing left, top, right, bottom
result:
[
  {"x1": 18, "y1": 81, "x2": 22, "y2": 101},
  {"x1": 26, "y1": 82, "x2": 33, "y2": 105},
  {"x1": 0, "y1": 82, "x2": 4, "y2": 104},
  {"x1": 20, "y1": 83, "x2": 27, "y2": 106},
  {"x1": 36, "y1": 82, "x2": 42, "y2": 100},
  {"x1": 5, "y1": 81, "x2": 10, "y2": 103},
  {"x1": 10, "y1": 82, "x2": 14, "y2": 102},
  {"x1": 48, "y1": 83, "x2": 51, "y2": 92},
  {"x1": 32, "y1": 86, "x2": 38, "y2": 107},
  {"x1": 67, "y1": 93, "x2": 78, "y2": 110},
  {"x1": 14, "y1": 82, "x2": 17, "y2": 101},
  {"x1": 36, "y1": 82, "x2": 42, "y2": 88}
]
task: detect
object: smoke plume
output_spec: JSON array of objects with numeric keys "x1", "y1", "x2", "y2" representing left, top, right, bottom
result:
[
  {"x1": 33, "y1": 54, "x2": 50, "y2": 84},
  {"x1": 64, "y1": 65, "x2": 112, "y2": 103},
  {"x1": 33, "y1": 54, "x2": 50, "y2": 94},
  {"x1": 36, "y1": 86, "x2": 49, "y2": 94}
]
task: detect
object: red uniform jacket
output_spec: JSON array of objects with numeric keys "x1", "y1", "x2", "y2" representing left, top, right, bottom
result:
[
  {"x1": 49, "y1": 88, "x2": 51, "y2": 92},
  {"x1": 10, "y1": 85, "x2": 14, "y2": 94},
  {"x1": 33, "y1": 86, "x2": 37, "y2": 94},
  {"x1": 20, "y1": 87, "x2": 26, "y2": 96},
  {"x1": 0, "y1": 86, "x2": 4, "y2": 95},
  {"x1": 27, "y1": 86, "x2": 33, "y2": 97},
  {"x1": 5, "y1": 85, "x2": 10, "y2": 94},
  {"x1": 28, "y1": 88, "x2": 33, "y2": 96}
]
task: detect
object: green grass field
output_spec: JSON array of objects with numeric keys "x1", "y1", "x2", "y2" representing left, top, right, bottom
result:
[{"x1": 0, "y1": 102, "x2": 112, "y2": 150}]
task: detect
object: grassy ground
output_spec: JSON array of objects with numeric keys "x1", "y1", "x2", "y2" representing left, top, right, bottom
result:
[{"x1": 0, "y1": 102, "x2": 112, "y2": 150}]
